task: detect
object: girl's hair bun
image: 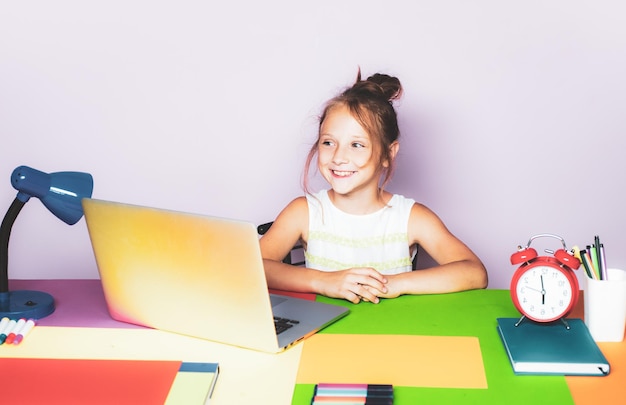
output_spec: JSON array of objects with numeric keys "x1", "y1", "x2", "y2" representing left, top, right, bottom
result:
[
  {"x1": 364, "y1": 73, "x2": 403, "y2": 102},
  {"x1": 350, "y1": 70, "x2": 403, "y2": 103}
]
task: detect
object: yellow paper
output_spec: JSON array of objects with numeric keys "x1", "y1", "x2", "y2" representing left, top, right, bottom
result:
[
  {"x1": 165, "y1": 371, "x2": 216, "y2": 405},
  {"x1": 296, "y1": 334, "x2": 487, "y2": 389},
  {"x1": 5, "y1": 326, "x2": 302, "y2": 405}
]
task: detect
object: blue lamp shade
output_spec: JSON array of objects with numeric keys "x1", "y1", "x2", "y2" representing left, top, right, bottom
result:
[
  {"x1": 12, "y1": 166, "x2": 94, "y2": 225},
  {"x1": 1, "y1": 165, "x2": 93, "y2": 319}
]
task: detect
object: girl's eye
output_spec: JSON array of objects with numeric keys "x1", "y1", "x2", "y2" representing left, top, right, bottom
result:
[
  {"x1": 352, "y1": 142, "x2": 365, "y2": 148},
  {"x1": 320, "y1": 139, "x2": 334, "y2": 147}
]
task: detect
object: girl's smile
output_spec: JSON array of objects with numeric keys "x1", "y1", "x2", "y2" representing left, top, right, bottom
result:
[{"x1": 331, "y1": 170, "x2": 356, "y2": 177}]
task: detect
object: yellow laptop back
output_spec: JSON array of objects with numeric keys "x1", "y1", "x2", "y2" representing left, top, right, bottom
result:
[{"x1": 82, "y1": 198, "x2": 280, "y2": 352}]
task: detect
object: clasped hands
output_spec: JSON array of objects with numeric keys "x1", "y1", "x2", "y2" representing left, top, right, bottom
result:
[{"x1": 316, "y1": 267, "x2": 397, "y2": 304}]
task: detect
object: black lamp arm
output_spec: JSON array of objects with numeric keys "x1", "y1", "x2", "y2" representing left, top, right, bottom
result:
[{"x1": 0, "y1": 198, "x2": 26, "y2": 293}]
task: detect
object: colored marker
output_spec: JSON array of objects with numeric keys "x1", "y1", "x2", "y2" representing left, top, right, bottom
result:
[
  {"x1": 311, "y1": 397, "x2": 393, "y2": 405},
  {"x1": 589, "y1": 245, "x2": 601, "y2": 280},
  {"x1": 13, "y1": 319, "x2": 35, "y2": 345},
  {"x1": 0, "y1": 319, "x2": 17, "y2": 345},
  {"x1": 581, "y1": 249, "x2": 597, "y2": 280},
  {"x1": 4, "y1": 318, "x2": 26, "y2": 345},
  {"x1": 579, "y1": 250, "x2": 592, "y2": 279},
  {"x1": 313, "y1": 390, "x2": 393, "y2": 399},
  {"x1": 316, "y1": 383, "x2": 393, "y2": 391},
  {"x1": 594, "y1": 236, "x2": 603, "y2": 279},
  {"x1": 314, "y1": 384, "x2": 393, "y2": 398},
  {"x1": 0, "y1": 317, "x2": 9, "y2": 335},
  {"x1": 571, "y1": 245, "x2": 582, "y2": 261},
  {"x1": 599, "y1": 243, "x2": 608, "y2": 280}
]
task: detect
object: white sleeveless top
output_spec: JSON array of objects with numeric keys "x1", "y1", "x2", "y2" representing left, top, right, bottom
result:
[{"x1": 305, "y1": 190, "x2": 416, "y2": 275}]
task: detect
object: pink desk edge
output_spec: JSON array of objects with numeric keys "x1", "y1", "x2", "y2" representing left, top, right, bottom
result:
[
  {"x1": 8, "y1": 279, "x2": 315, "y2": 328},
  {"x1": 9, "y1": 279, "x2": 143, "y2": 328}
]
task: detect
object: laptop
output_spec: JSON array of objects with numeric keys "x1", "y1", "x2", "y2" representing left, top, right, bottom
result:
[{"x1": 81, "y1": 198, "x2": 349, "y2": 353}]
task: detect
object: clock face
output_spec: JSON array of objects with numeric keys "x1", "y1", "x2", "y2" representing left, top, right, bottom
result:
[{"x1": 511, "y1": 263, "x2": 576, "y2": 322}]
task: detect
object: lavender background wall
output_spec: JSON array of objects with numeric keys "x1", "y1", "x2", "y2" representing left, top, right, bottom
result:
[{"x1": 2, "y1": 1, "x2": 625, "y2": 289}]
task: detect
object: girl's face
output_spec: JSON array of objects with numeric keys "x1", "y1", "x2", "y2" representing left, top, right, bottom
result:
[{"x1": 317, "y1": 105, "x2": 384, "y2": 198}]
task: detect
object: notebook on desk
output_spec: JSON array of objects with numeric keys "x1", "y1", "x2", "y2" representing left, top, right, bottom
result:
[
  {"x1": 497, "y1": 317, "x2": 610, "y2": 376},
  {"x1": 81, "y1": 198, "x2": 349, "y2": 353}
]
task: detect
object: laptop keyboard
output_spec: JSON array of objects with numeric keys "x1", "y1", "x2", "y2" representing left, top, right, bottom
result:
[{"x1": 274, "y1": 316, "x2": 300, "y2": 335}]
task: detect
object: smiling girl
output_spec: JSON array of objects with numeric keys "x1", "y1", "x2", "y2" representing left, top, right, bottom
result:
[{"x1": 260, "y1": 71, "x2": 487, "y2": 304}]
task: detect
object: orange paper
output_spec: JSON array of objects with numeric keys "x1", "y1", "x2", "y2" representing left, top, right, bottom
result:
[
  {"x1": 566, "y1": 341, "x2": 626, "y2": 403},
  {"x1": 565, "y1": 291, "x2": 626, "y2": 404},
  {"x1": 296, "y1": 334, "x2": 487, "y2": 389}
]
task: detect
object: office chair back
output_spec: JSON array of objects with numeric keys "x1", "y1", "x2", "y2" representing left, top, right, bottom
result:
[{"x1": 257, "y1": 222, "x2": 306, "y2": 266}]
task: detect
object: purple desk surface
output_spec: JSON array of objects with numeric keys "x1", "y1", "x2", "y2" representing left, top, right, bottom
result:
[{"x1": 9, "y1": 279, "x2": 144, "y2": 328}]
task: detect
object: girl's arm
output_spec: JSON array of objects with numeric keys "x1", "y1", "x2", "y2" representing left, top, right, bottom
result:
[
  {"x1": 381, "y1": 203, "x2": 488, "y2": 297},
  {"x1": 260, "y1": 197, "x2": 388, "y2": 304}
]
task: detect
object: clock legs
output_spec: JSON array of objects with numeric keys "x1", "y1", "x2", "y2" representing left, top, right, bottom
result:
[{"x1": 513, "y1": 315, "x2": 571, "y2": 330}]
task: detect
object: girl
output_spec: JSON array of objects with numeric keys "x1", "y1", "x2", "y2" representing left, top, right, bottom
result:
[{"x1": 260, "y1": 71, "x2": 487, "y2": 304}]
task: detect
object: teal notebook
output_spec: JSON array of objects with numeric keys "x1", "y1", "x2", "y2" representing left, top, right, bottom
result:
[{"x1": 497, "y1": 317, "x2": 610, "y2": 376}]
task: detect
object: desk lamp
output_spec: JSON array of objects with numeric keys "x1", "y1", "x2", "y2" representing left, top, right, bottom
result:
[{"x1": 0, "y1": 165, "x2": 93, "y2": 319}]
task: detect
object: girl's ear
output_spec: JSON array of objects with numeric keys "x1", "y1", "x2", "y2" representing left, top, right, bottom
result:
[{"x1": 383, "y1": 141, "x2": 400, "y2": 168}]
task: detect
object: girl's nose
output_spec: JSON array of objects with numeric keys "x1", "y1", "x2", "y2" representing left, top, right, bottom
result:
[{"x1": 332, "y1": 145, "x2": 349, "y2": 164}]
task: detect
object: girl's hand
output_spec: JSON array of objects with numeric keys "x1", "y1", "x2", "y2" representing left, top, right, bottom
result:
[
  {"x1": 313, "y1": 268, "x2": 388, "y2": 304},
  {"x1": 364, "y1": 274, "x2": 402, "y2": 299}
]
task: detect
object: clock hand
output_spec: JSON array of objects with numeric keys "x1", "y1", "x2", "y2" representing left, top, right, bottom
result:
[
  {"x1": 523, "y1": 286, "x2": 542, "y2": 293},
  {"x1": 540, "y1": 275, "x2": 546, "y2": 305}
]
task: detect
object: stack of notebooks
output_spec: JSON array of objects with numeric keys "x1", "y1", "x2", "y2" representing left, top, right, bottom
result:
[{"x1": 497, "y1": 318, "x2": 609, "y2": 376}]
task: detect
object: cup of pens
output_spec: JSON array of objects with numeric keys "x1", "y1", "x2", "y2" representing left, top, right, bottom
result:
[{"x1": 580, "y1": 236, "x2": 626, "y2": 342}]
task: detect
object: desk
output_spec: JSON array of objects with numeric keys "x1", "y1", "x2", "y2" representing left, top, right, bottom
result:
[
  {"x1": 293, "y1": 290, "x2": 626, "y2": 404},
  {"x1": 4, "y1": 280, "x2": 626, "y2": 404},
  {"x1": 4, "y1": 280, "x2": 302, "y2": 405}
]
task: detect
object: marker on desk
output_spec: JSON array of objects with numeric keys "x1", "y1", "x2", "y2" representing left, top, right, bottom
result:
[
  {"x1": 4, "y1": 318, "x2": 26, "y2": 345},
  {"x1": 0, "y1": 319, "x2": 17, "y2": 345},
  {"x1": 314, "y1": 384, "x2": 394, "y2": 399},
  {"x1": 13, "y1": 319, "x2": 36, "y2": 345},
  {"x1": 13, "y1": 319, "x2": 35, "y2": 345},
  {"x1": 311, "y1": 397, "x2": 393, "y2": 405},
  {"x1": 316, "y1": 383, "x2": 393, "y2": 391},
  {"x1": 0, "y1": 317, "x2": 9, "y2": 335}
]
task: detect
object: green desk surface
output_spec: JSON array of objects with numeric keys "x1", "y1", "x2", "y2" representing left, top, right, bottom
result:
[{"x1": 292, "y1": 289, "x2": 575, "y2": 404}]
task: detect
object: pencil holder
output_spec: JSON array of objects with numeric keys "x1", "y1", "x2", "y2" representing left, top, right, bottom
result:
[{"x1": 584, "y1": 268, "x2": 626, "y2": 342}]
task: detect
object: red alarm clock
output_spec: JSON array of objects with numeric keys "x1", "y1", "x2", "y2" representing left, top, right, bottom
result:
[{"x1": 510, "y1": 234, "x2": 581, "y2": 326}]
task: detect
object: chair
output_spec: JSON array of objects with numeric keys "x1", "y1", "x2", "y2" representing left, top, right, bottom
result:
[
  {"x1": 257, "y1": 222, "x2": 306, "y2": 266},
  {"x1": 257, "y1": 222, "x2": 418, "y2": 269}
]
